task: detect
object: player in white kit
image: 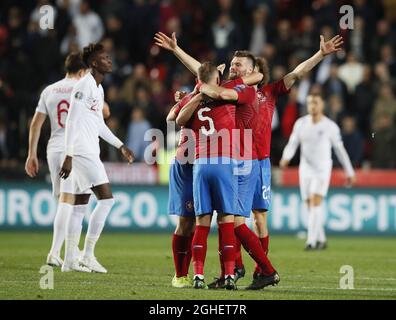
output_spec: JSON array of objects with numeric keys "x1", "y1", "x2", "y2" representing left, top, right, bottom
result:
[
  {"x1": 59, "y1": 43, "x2": 134, "y2": 273},
  {"x1": 25, "y1": 52, "x2": 109, "y2": 267},
  {"x1": 280, "y1": 93, "x2": 355, "y2": 250}
]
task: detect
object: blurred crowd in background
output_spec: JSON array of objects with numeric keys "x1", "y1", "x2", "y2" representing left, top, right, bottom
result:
[{"x1": 1, "y1": 0, "x2": 396, "y2": 171}]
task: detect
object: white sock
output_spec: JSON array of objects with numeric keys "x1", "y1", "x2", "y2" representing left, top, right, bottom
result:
[
  {"x1": 49, "y1": 202, "x2": 72, "y2": 257},
  {"x1": 83, "y1": 198, "x2": 114, "y2": 259},
  {"x1": 64, "y1": 204, "x2": 87, "y2": 264},
  {"x1": 306, "y1": 207, "x2": 317, "y2": 246},
  {"x1": 315, "y1": 205, "x2": 327, "y2": 243}
]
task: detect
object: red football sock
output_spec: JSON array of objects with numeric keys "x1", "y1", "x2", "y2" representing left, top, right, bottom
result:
[
  {"x1": 254, "y1": 236, "x2": 269, "y2": 275},
  {"x1": 235, "y1": 236, "x2": 243, "y2": 269},
  {"x1": 192, "y1": 226, "x2": 210, "y2": 276},
  {"x1": 182, "y1": 232, "x2": 194, "y2": 276},
  {"x1": 218, "y1": 227, "x2": 225, "y2": 278},
  {"x1": 172, "y1": 234, "x2": 191, "y2": 277},
  {"x1": 235, "y1": 224, "x2": 275, "y2": 276},
  {"x1": 218, "y1": 222, "x2": 235, "y2": 277}
]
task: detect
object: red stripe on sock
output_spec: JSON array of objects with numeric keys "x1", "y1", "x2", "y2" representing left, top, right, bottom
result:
[{"x1": 235, "y1": 224, "x2": 275, "y2": 276}]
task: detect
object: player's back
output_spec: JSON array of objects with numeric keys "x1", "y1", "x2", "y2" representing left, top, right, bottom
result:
[
  {"x1": 189, "y1": 99, "x2": 237, "y2": 159},
  {"x1": 36, "y1": 77, "x2": 78, "y2": 154}
]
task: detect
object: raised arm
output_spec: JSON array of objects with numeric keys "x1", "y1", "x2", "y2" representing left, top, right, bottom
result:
[
  {"x1": 176, "y1": 93, "x2": 203, "y2": 126},
  {"x1": 25, "y1": 111, "x2": 47, "y2": 177},
  {"x1": 166, "y1": 102, "x2": 182, "y2": 122},
  {"x1": 283, "y1": 35, "x2": 343, "y2": 90},
  {"x1": 280, "y1": 120, "x2": 302, "y2": 167},
  {"x1": 154, "y1": 32, "x2": 201, "y2": 76}
]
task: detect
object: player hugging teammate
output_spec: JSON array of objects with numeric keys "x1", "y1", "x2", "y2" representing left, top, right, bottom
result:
[{"x1": 156, "y1": 31, "x2": 347, "y2": 290}]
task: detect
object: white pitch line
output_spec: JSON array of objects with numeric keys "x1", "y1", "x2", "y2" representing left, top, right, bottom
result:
[
  {"x1": 286, "y1": 275, "x2": 396, "y2": 281},
  {"x1": 265, "y1": 286, "x2": 396, "y2": 292}
]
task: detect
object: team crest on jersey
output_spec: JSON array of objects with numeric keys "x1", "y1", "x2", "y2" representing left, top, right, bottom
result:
[
  {"x1": 257, "y1": 91, "x2": 266, "y2": 102},
  {"x1": 74, "y1": 91, "x2": 83, "y2": 100},
  {"x1": 234, "y1": 84, "x2": 247, "y2": 92},
  {"x1": 186, "y1": 201, "x2": 194, "y2": 212}
]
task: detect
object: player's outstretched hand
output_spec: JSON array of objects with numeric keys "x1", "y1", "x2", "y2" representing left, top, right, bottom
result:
[
  {"x1": 320, "y1": 34, "x2": 344, "y2": 56},
  {"x1": 25, "y1": 156, "x2": 39, "y2": 178},
  {"x1": 346, "y1": 175, "x2": 356, "y2": 188},
  {"x1": 217, "y1": 63, "x2": 226, "y2": 75},
  {"x1": 154, "y1": 32, "x2": 178, "y2": 52},
  {"x1": 279, "y1": 158, "x2": 289, "y2": 169},
  {"x1": 120, "y1": 145, "x2": 135, "y2": 164},
  {"x1": 174, "y1": 91, "x2": 188, "y2": 102},
  {"x1": 59, "y1": 156, "x2": 72, "y2": 179}
]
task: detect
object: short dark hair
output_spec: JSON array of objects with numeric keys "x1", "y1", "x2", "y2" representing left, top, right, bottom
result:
[
  {"x1": 255, "y1": 57, "x2": 270, "y2": 87},
  {"x1": 232, "y1": 50, "x2": 256, "y2": 68},
  {"x1": 198, "y1": 62, "x2": 218, "y2": 83},
  {"x1": 64, "y1": 52, "x2": 87, "y2": 74},
  {"x1": 82, "y1": 43, "x2": 104, "y2": 68}
]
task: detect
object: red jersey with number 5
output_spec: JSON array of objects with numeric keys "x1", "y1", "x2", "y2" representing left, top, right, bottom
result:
[
  {"x1": 188, "y1": 97, "x2": 237, "y2": 159},
  {"x1": 35, "y1": 77, "x2": 78, "y2": 154}
]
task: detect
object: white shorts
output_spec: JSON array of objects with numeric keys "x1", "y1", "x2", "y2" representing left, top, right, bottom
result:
[
  {"x1": 47, "y1": 152, "x2": 91, "y2": 197},
  {"x1": 299, "y1": 172, "x2": 331, "y2": 201},
  {"x1": 71, "y1": 154, "x2": 109, "y2": 194}
]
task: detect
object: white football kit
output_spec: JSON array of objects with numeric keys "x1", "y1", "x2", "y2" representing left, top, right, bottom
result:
[
  {"x1": 282, "y1": 115, "x2": 354, "y2": 200},
  {"x1": 36, "y1": 77, "x2": 83, "y2": 196},
  {"x1": 64, "y1": 72, "x2": 123, "y2": 193}
]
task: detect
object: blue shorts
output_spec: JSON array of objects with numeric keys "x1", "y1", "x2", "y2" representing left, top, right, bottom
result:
[
  {"x1": 193, "y1": 157, "x2": 239, "y2": 216},
  {"x1": 168, "y1": 159, "x2": 195, "y2": 217},
  {"x1": 237, "y1": 159, "x2": 259, "y2": 217},
  {"x1": 252, "y1": 158, "x2": 272, "y2": 211}
]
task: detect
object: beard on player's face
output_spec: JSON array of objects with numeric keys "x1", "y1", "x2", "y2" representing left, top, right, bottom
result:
[{"x1": 228, "y1": 68, "x2": 247, "y2": 80}]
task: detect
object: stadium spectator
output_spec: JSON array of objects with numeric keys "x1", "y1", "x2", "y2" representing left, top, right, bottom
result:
[
  {"x1": 371, "y1": 83, "x2": 396, "y2": 132},
  {"x1": 340, "y1": 115, "x2": 364, "y2": 167},
  {"x1": 126, "y1": 107, "x2": 151, "y2": 162},
  {"x1": 338, "y1": 53, "x2": 364, "y2": 94},
  {"x1": 353, "y1": 65, "x2": 376, "y2": 136},
  {"x1": 72, "y1": 0, "x2": 104, "y2": 49},
  {"x1": 371, "y1": 114, "x2": 396, "y2": 168},
  {"x1": 247, "y1": 4, "x2": 269, "y2": 56},
  {"x1": 322, "y1": 63, "x2": 349, "y2": 103},
  {"x1": 0, "y1": 0, "x2": 395, "y2": 170}
]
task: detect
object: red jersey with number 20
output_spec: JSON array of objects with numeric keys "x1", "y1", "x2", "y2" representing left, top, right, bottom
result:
[{"x1": 256, "y1": 79, "x2": 290, "y2": 159}]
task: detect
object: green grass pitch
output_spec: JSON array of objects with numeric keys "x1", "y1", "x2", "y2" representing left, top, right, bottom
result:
[{"x1": 0, "y1": 232, "x2": 395, "y2": 300}]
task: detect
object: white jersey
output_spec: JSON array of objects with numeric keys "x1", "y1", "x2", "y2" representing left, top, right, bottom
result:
[
  {"x1": 282, "y1": 115, "x2": 355, "y2": 177},
  {"x1": 65, "y1": 72, "x2": 122, "y2": 157},
  {"x1": 36, "y1": 78, "x2": 78, "y2": 154}
]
